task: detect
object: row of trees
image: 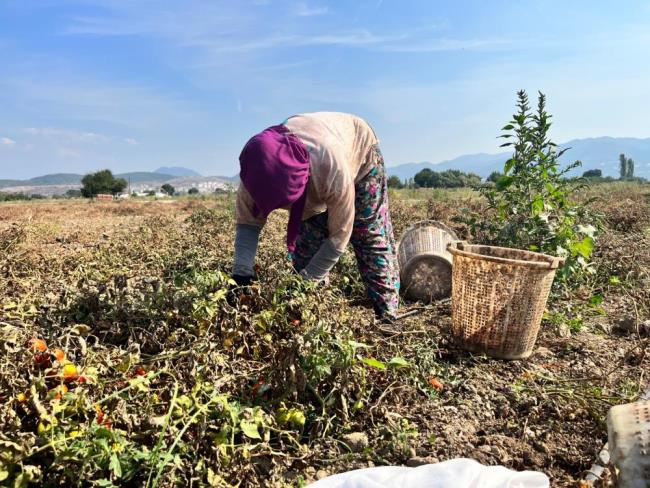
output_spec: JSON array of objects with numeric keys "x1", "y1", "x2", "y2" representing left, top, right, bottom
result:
[
  {"x1": 0, "y1": 192, "x2": 46, "y2": 202},
  {"x1": 582, "y1": 154, "x2": 638, "y2": 181},
  {"x1": 79, "y1": 170, "x2": 197, "y2": 198},
  {"x1": 388, "y1": 169, "x2": 482, "y2": 189},
  {"x1": 389, "y1": 155, "x2": 642, "y2": 190},
  {"x1": 619, "y1": 153, "x2": 635, "y2": 179},
  {"x1": 6, "y1": 157, "x2": 644, "y2": 201}
]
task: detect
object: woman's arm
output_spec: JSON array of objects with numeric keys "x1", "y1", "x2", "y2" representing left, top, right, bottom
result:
[
  {"x1": 302, "y1": 238, "x2": 343, "y2": 280},
  {"x1": 233, "y1": 224, "x2": 261, "y2": 280},
  {"x1": 232, "y1": 186, "x2": 266, "y2": 282},
  {"x1": 301, "y1": 165, "x2": 355, "y2": 280}
]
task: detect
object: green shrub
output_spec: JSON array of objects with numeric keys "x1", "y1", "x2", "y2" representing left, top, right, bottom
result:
[
  {"x1": 387, "y1": 176, "x2": 404, "y2": 189},
  {"x1": 81, "y1": 170, "x2": 127, "y2": 198},
  {"x1": 456, "y1": 90, "x2": 599, "y2": 286},
  {"x1": 414, "y1": 169, "x2": 482, "y2": 188}
]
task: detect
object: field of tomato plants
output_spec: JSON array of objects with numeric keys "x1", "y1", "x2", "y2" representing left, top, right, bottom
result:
[{"x1": 1, "y1": 184, "x2": 648, "y2": 487}]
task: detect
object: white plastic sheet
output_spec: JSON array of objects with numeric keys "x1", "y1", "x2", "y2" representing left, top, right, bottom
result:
[{"x1": 308, "y1": 458, "x2": 549, "y2": 488}]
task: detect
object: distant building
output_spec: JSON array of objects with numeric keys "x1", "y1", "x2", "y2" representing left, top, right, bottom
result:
[{"x1": 96, "y1": 194, "x2": 114, "y2": 201}]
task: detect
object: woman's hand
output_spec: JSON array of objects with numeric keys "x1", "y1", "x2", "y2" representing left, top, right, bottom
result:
[
  {"x1": 231, "y1": 274, "x2": 254, "y2": 287},
  {"x1": 227, "y1": 274, "x2": 256, "y2": 306},
  {"x1": 298, "y1": 268, "x2": 330, "y2": 287}
]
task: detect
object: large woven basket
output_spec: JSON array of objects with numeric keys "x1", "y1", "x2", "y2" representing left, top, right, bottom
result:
[
  {"x1": 447, "y1": 242, "x2": 564, "y2": 359},
  {"x1": 398, "y1": 220, "x2": 459, "y2": 303}
]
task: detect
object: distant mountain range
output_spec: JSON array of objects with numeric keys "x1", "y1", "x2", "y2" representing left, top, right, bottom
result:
[
  {"x1": 0, "y1": 171, "x2": 176, "y2": 189},
  {"x1": 387, "y1": 136, "x2": 650, "y2": 180},
  {"x1": 0, "y1": 166, "x2": 205, "y2": 189},
  {"x1": 155, "y1": 166, "x2": 202, "y2": 177},
  {"x1": 0, "y1": 170, "x2": 235, "y2": 196},
  {"x1": 2, "y1": 137, "x2": 648, "y2": 195}
]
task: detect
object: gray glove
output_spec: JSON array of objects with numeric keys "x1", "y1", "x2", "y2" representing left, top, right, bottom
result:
[
  {"x1": 233, "y1": 224, "x2": 261, "y2": 277},
  {"x1": 302, "y1": 239, "x2": 343, "y2": 281}
]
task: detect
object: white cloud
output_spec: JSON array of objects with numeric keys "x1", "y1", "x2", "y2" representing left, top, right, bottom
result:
[
  {"x1": 378, "y1": 37, "x2": 512, "y2": 53},
  {"x1": 295, "y1": 3, "x2": 328, "y2": 17},
  {"x1": 24, "y1": 127, "x2": 111, "y2": 142},
  {"x1": 124, "y1": 137, "x2": 138, "y2": 145},
  {"x1": 60, "y1": 3, "x2": 501, "y2": 56},
  {"x1": 0, "y1": 137, "x2": 16, "y2": 146},
  {"x1": 194, "y1": 30, "x2": 406, "y2": 54},
  {"x1": 253, "y1": 59, "x2": 315, "y2": 72}
]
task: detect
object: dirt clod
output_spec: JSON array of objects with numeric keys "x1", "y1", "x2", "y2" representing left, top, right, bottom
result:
[{"x1": 343, "y1": 432, "x2": 370, "y2": 452}]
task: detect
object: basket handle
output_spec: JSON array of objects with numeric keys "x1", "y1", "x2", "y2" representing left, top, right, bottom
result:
[{"x1": 447, "y1": 241, "x2": 467, "y2": 252}]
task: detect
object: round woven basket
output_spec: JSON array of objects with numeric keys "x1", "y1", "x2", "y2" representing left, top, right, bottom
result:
[
  {"x1": 447, "y1": 242, "x2": 564, "y2": 359},
  {"x1": 398, "y1": 220, "x2": 459, "y2": 303}
]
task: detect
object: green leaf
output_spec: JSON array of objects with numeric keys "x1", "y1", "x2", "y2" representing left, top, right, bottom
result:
[
  {"x1": 13, "y1": 466, "x2": 42, "y2": 488},
  {"x1": 572, "y1": 236, "x2": 594, "y2": 258},
  {"x1": 531, "y1": 196, "x2": 544, "y2": 215},
  {"x1": 277, "y1": 407, "x2": 306, "y2": 429},
  {"x1": 501, "y1": 124, "x2": 515, "y2": 130},
  {"x1": 588, "y1": 294, "x2": 604, "y2": 306},
  {"x1": 361, "y1": 357, "x2": 386, "y2": 370},
  {"x1": 96, "y1": 438, "x2": 111, "y2": 454},
  {"x1": 94, "y1": 480, "x2": 117, "y2": 488},
  {"x1": 109, "y1": 453, "x2": 122, "y2": 478},
  {"x1": 212, "y1": 289, "x2": 227, "y2": 301},
  {"x1": 240, "y1": 420, "x2": 261, "y2": 440},
  {"x1": 496, "y1": 176, "x2": 514, "y2": 190},
  {"x1": 609, "y1": 275, "x2": 621, "y2": 285},
  {"x1": 388, "y1": 357, "x2": 409, "y2": 369}
]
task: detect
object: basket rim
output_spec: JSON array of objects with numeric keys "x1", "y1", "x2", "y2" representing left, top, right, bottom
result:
[
  {"x1": 447, "y1": 242, "x2": 564, "y2": 270},
  {"x1": 398, "y1": 219, "x2": 459, "y2": 244}
]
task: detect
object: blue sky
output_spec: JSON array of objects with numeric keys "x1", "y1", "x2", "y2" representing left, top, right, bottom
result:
[{"x1": 1, "y1": 0, "x2": 649, "y2": 179}]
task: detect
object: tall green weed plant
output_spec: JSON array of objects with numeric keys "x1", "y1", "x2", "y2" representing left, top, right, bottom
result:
[{"x1": 457, "y1": 91, "x2": 598, "y2": 286}]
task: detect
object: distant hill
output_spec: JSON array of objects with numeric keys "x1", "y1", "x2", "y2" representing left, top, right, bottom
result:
[
  {"x1": 155, "y1": 166, "x2": 201, "y2": 177},
  {"x1": 388, "y1": 136, "x2": 650, "y2": 180},
  {"x1": 0, "y1": 179, "x2": 22, "y2": 188},
  {"x1": 116, "y1": 172, "x2": 175, "y2": 183},
  {"x1": 388, "y1": 153, "x2": 506, "y2": 181},
  {"x1": 0, "y1": 173, "x2": 82, "y2": 188},
  {"x1": 0, "y1": 172, "x2": 177, "y2": 189},
  {"x1": 0, "y1": 170, "x2": 234, "y2": 196},
  {"x1": 26, "y1": 173, "x2": 83, "y2": 186}
]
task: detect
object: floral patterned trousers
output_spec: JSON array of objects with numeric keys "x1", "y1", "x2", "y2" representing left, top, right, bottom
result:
[{"x1": 292, "y1": 145, "x2": 400, "y2": 317}]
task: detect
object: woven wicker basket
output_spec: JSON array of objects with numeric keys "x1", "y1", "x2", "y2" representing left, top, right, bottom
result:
[
  {"x1": 447, "y1": 242, "x2": 564, "y2": 359},
  {"x1": 398, "y1": 220, "x2": 459, "y2": 303}
]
